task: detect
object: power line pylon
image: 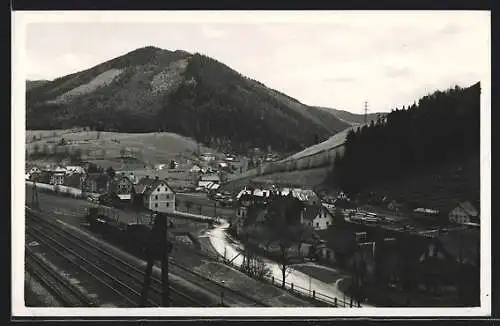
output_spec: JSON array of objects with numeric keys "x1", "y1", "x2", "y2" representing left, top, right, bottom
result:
[{"x1": 364, "y1": 101, "x2": 368, "y2": 124}]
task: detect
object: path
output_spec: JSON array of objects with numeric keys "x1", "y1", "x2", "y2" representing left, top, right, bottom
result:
[{"x1": 206, "y1": 219, "x2": 372, "y2": 307}]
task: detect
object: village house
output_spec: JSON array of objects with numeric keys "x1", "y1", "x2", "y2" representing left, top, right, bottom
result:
[
  {"x1": 224, "y1": 154, "x2": 236, "y2": 162},
  {"x1": 279, "y1": 188, "x2": 320, "y2": 205},
  {"x1": 32, "y1": 170, "x2": 52, "y2": 184},
  {"x1": 387, "y1": 199, "x2": 405, "y2": 212},
  {"x1": 322, "y1": 202, "x2": 336, "y2": 215},
  {"x1": 63, "y1": 173, "x2": 85, "y2": 189},
  {"x1": 414, "y1": 208, "x2": 440, "y2": 216},
  {"x1": 82, "y1": 173, "x2": 110, "y2": 194},
  {"x1": 233, "y1": 194, "x2": 252, "y2": 234},
  {"x1": 110, "y1": 173, "x2": 135, "y2": 202},
  {"x1": 198, "y1": 174, "x2": 221, "y2": 188},
  {"x1": 300, "y1": 205, "x2": 334, "y2": 230},
  {"x1": 154, "y1": 164, "x2": 166, "y2": 171},
  {"x1": 316, "y1": 224, "x2": 363, "y2": 267},
  {"x1": 356, "y1": 225, "x2": 481, "y2": 299},
  {"x1": 142, "y1": 177, "x2": 176, "y2": 213},
  {"x1": 218, "y1": 162, "x2": 229, "y2": 170},
  {"x1": 28, "y1": 167, "x2": 41, "y2": 175},
  {"x1": 65, "y1": 165, "x2": 85, "y2": 175},
  {"x1": 50, "y1": 172, "x2": 65, "y2": 186},
  {"x1": 206, "y1": 182, "x2": 220, "y2": 192},
  {"x1": 448, "y1": 201, "x2": 479, "y2": 225},
  {"x1": 190, "y1": 164, "x2": 202, "y2": 173},
  {"x1": 133, "y1": 175, "x2": 157, "y2": 197},
  {"x1": 127, "y1": 172, "x2": 139, "y2": 185},
  {"x1": 200, "y1": 152, "x2": 216, "y2": 162},
  {"x1": 53, "y1": 166, "x2": 68, "y2": 174}
]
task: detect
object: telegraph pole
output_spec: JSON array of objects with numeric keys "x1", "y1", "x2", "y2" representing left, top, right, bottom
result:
[
  {"x1": 32, "y1": 180, "x2": 39, "y2": 208},
  {"x1": 161, "y1": 213, "x2": 171, "y2": 307},
  {"x1": 140, "y1": 212, "x2": 173, "y2": 307}
]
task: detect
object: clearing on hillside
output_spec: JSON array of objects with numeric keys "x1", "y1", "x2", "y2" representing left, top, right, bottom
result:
[{"x1": 26, "y1": 129, "x2": 218, "y2": 167}]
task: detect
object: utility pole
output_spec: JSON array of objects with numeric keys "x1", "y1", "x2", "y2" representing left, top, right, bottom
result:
[
  {"x1": 364, "y1": 101, "x2": 368, "y2": 124},
  {"x1": 32, "y1": 180, "x2": 39, "y2": 208},
  {"x1": 140, "y1": 212, "x2": 173, "y2": 307}
]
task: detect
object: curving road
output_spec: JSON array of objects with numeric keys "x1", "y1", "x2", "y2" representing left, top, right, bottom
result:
[{"x1": 206, "y1": 219, "x2": 372, "y2": 307}]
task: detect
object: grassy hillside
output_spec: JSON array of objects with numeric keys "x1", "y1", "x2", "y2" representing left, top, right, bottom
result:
[
  {"x1": 26, "y1": 129, "x2": 217, "y2": 169},
  {"x1": 26, "y1": 46, "x2": 350, "y2": 154},
  {"x1": 222, "y1": 167, "x2": 332, "y2": 193}
]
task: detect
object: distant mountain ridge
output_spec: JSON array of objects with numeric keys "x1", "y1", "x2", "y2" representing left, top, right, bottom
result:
[
  {"x1": 26, "y1": 46, "x2": 350, "y2": 154},
  {"x1": 314, "y1": 107, "x2": 386, "y2": 126}
]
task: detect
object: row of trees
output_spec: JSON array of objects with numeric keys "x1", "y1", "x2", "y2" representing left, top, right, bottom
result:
[
  {"x1": 332, "y1": 82, "x2": 480, "y2": 194},
  {"x1": 29, "y1": 143, "x2": 84, "y2": 163}
]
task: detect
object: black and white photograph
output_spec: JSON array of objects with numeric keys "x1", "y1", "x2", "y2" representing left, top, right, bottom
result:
[{"x1": 12, "y1": 10, "x2": 491, "y2": 317}]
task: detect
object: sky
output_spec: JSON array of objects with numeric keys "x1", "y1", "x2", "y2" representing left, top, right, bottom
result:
[{"x1": 20, "y1": 11, "x2": 490, "y2": 114}]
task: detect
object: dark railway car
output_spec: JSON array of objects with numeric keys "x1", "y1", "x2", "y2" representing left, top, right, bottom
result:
[
  {"x1": 85, "y1": 206, "x2": 155, "y2": 257},
  {"x1": 124, "y1": 223, "x2": 153, "y2": 257}
]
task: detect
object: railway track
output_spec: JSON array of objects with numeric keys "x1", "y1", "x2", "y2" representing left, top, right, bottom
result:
[
  {"x1": 26, "y1": 209, "x2": 268, "y2": 306},
  {"x1": 25, "y1": 245, "x2": 97, "y2": 307},
  {"x1": 26, "y1": 212, "x2": 205, "y2": 307},
  {"x1": 26, "y1": 221, "x2": 149, "y2": 307}
]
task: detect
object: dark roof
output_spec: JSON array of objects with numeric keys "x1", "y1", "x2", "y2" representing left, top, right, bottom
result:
[
  {"x1": 112, "y1": 174, "x2": 133, "y2": 184},
  {"x1": 64, "y1": 173, "x2": 83, "y2": 187},
  {"x1": 85, "y1": 173, "x2": 109, "y2": 182},
  {"x1": 437, "y1": 229, "x2": 479, "y2": 265},
  {"x1": 133, "y1": 184, "x2": 147, "y2": 194},
  {"x1": 302, "y1": 205, "x2": 322, "y2": 221},
  {"x1": 317, "y1": 225, "x2": 360, "y2": 254},
  {"x1": 141, "y1": 178, "x2": 175, "y2": 195},
  {"x1": 238, "y1": 193, "x2": 268, "y2": 206},
  {"x1": 201, "y1": 174, "x2": 220, "y2": 181},
  {"x1": 456, "y1": 201, "x2": 479, "y2": 217},
  {"x1": 137, "y1": 176, "x2": 159, "y2": 186},
  {"x1": 374, "y1": 232, "x2": 431, "y2": 267}
]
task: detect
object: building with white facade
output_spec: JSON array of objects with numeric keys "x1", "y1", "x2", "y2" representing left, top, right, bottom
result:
[
  {"x1": 142, "y1": 177, "x2": 176, "y2": 213},
  {"x1": 448, "y1": 201, "x2": 479, "y2": 225}
]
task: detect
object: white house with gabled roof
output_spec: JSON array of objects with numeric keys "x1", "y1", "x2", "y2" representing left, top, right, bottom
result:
[
  {"x1": 448, "y1": 201, "x2": 479, "y2": 225},
  {"x1": 142, "y1": 177, "x2": 176, "y2": 213}
]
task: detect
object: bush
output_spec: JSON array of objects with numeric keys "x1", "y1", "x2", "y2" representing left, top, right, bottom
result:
[{"x1": 239, "y1": 253, "x2": 272, "y2": 280}]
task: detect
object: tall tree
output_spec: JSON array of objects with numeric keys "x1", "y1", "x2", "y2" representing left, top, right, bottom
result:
[
  {"x1": 265, "y1": 197, "x2": 308, "y2": 288},
  {"x1": 106, "y1": 166, "x2": 116, "y2": 179}
]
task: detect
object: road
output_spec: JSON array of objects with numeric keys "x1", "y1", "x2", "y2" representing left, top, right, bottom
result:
[
  {"x1": 24, "y1": 189, "x2": 313, "y2": 307},
  {"x1": 206, "y1": 219, "x2": 371, "y2": 306}
]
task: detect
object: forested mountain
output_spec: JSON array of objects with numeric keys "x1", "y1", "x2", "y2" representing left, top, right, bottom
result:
[
  {"x1": 332, "y1": 82, "x2": 480, "y2": 195},
  {"x1": 26, "y1": 46, "x2": 350, "y2": 154},
  {"x1": 26, "y1": 80, "x2": 50, "y2": 90}
]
